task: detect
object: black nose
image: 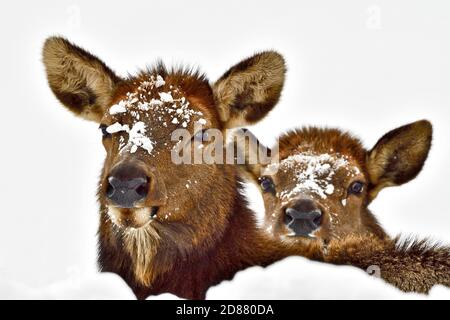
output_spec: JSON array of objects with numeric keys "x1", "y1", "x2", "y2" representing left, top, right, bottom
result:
[
  {"x1": 284, "y1": 199, "x2": 322, "y2": 237},
  {"x1": 106, "y1": 164, "x2": 149, "y2": 208}
]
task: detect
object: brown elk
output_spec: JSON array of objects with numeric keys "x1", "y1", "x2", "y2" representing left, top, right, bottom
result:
[
  {"x1": 236, "y1": 120, "x2": 450, "y2": 293},
  {"x1": 42, "y1": 36, "x2": 292, "y2": 299}
]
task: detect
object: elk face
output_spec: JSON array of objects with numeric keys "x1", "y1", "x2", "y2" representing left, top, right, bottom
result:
[
  {"x1": 42, "y1": 36, "x2": 286, "y2": 282},
  {"x1": 263, "y1": 149, "x2": 367, "y2": 241},
  {"x1": 239, "y1": 121, "x2": 432, "y2": 249},
  {"x1": 95, "y1": 73, "x2": 224, "y2": 229}
]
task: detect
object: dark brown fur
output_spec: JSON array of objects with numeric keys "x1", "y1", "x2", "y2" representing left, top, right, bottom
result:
[
  {"x1": 325, "y1": 235, "x2": 450, "y2": 294},
  {"x1": 43, "y1": 37, "x2": 122, "y2": 121},
  {"x1": 213, "y1": 51, "x2": 286, "y2": 128}
]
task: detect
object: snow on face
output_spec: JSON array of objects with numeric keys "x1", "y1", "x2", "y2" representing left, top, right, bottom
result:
[
  {"x1": 106, "y1": 122, "x2": 129, "y2": 134},
  {"x1": 106, "y1": 75, "x2": 207, "y2": 155},
  {"x1": 128, "y1": 122, "x2": 153, "y2": 154},
  {"x1": 109, "y1": 101, "x2": 127, "y2": 115},
  {"x1": 278, "y1": 152, "x2": 358, "y2": 202}
]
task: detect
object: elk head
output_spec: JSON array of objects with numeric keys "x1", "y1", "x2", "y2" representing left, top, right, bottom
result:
[
  {"x1": 42, "y1": 37, "x2": 286, "y2": 284},
  {"x1": 236, "y1": 121, "x2": 432, "y2": 249}
]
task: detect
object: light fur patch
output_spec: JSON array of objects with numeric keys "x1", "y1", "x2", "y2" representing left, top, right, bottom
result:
[
  {"x1": 107, "y1": 206, "x2": 161, "y2": 286},
  {"x1": 123, "y1": 225, "x2": 161, "y2": 286}
]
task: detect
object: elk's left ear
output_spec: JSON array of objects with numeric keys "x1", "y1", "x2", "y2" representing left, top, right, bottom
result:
[
  {"x1": 213, "y1": 51, "x2": 286, "y2": 128},
  {"x1": 367, "y1": 120, "x2": 432, "y2": 199},
  {"x1": 42, "y1": 36, "x2": 122, "y2": 122}
]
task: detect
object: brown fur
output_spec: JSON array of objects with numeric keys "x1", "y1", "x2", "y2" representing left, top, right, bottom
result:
[
  {"x1": 368, "y1": 120, "x2": 433, "y2": 200},
  {"x1": 42, "y1": 37, "x2": 121, "y2": 122},
  {"x1": 325, "y1": 235, "x2": 450, "y2": 294},
  {"x1": 278, "y1": 127, "x2": 368, "y2": 169},
  {"x1": 42, "y1": 36, "x2": 289, "y2": 299},
  {"x1": 213, "y1": 51, "x2": 286, "y2": 128}
]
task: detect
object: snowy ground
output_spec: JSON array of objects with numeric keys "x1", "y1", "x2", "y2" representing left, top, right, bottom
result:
[
  {"x1": 1, "y1": 0, "x2": 450, "y2": 300},
  {"x1": 0, "y1": 256, "x2": 449, "y2": 300}
]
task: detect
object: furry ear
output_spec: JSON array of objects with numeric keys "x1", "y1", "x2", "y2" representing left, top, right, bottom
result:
[
  {"x1": 42, "y1": 36, "x2": 121, "y2": 122},
  {"x1": 213, "y1": 51, "x2": 286, "y2": 128},
  {"x1": 229, "y1": 129, "x2": 275, "y2": 178},
  {"x1": 367, "y1": 120, "x2": 432, "y2": 199}
]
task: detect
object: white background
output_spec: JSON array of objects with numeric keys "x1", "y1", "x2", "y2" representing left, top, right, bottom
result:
[{"x1": 0, "y1": 0, "x2": 449, "y2": 298}]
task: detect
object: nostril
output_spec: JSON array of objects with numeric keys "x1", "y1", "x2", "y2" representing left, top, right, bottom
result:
[
  {"x1": 284, "y1": 209, "x2": 294, "y2": 225},
  {"x1": 135, "y1": 178, "x2": 149, "y2": 198},
  {"x1": 312, "y1": 212, "x2": 322, "y2": 227},
  {"x1": 106, "y1": 181, "x2": 115, "y2": 198}
]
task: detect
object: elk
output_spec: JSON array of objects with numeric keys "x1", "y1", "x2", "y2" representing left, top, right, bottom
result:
[
  {"x1": 42, "y1": 36, "x2": 292, "y2": 299},
  {"x1": 236, "y1": 120, "x2": 450, "y2": 293}
]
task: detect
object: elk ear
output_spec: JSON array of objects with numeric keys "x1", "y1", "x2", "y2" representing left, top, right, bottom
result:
[
  {"x1": 367, "y1": 120, "x2": 432, "y2": 199},
  {"x1": 213, "y1": 51, "x2": 286, "y2": 128},
  {"x1": 42, "y1": 36, "x2": 121, "y2": 122},
  {"x1": 229, "y1": 129, "x2": 275, "y2": 179}
]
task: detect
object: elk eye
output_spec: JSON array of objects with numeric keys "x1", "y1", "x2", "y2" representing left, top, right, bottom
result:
[
  {"x1": 348, "y1": 181, "x2": 364, "y2": 195},
  {"x1": 259, "y1": 176, "x2": 275, "y2": 193},
  {"x1": 99, "y1": 124, "x2": 111, "y2": 139}
]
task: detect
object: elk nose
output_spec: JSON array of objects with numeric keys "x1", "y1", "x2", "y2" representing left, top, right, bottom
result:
[
  {"x1": 284, "y1": 199, "x2": 322, "y2": 237},
  {"x1": 106, "y1": 164, "x2": 149, "y2": 208}
]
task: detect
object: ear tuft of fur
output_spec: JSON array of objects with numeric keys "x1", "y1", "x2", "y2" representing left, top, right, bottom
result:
[
  {"x1": 42, "y1": 36, "x2": 121, "y2": 122},
  {"x1": 367, "y1": 120, "x2": 432, "y2": 199},
  {"x1": 213, "y1": 51, "x2": 286, "y2": 128}
]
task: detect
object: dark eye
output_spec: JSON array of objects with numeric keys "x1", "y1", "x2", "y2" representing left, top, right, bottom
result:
[
  {"x1": 259, "y1": 176, "x2": 275, "y2": 193},
  {"x1": 99, "y1": 124, "x2": 111, "y2": 139},
  {"x1": 348, "y1": 181, "x2": 364, "y2": 195}
]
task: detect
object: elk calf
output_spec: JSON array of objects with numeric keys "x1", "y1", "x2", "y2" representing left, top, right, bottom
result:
[
  {"x1": 42, "y1": 37, "x2": 289, "y2": 299},
  {"x1": 237, "y1": 121, "x2": 450, "y2": 293}
]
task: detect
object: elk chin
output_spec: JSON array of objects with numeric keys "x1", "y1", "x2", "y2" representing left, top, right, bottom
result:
[{"x1": 107, "y1": 206, "x2": 158, "y2": 229}]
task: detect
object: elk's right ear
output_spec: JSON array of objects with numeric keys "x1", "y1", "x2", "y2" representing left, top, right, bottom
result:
[
  {"x1": 367, "y1": 120, "x2": 433, "y2": 200},
  {"x1": 42, "y1": 37, "x2": 121, "y2": 122},
  {"x1": 230, "y1": 129, "x2": 275, "y2": 179},
  {"x1": 213, "y1": 51, "x2": 286, "y2": 129}
]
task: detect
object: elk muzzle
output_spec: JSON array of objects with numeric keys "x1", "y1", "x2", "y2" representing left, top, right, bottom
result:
[
  {"x1": 106, "y1": 163, "x2": 149, "y2": 208},
  {"x1": 284, "y1": 199, "x2": 322, "y2": 237}
]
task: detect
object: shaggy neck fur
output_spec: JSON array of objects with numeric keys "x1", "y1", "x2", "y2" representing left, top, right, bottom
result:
[
  {"x1": 324, "y1": 234, "x2": 450, "y2": 294},
  {"x1": 98, "y1": 184, "x2": 301, "y2": 300}
]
